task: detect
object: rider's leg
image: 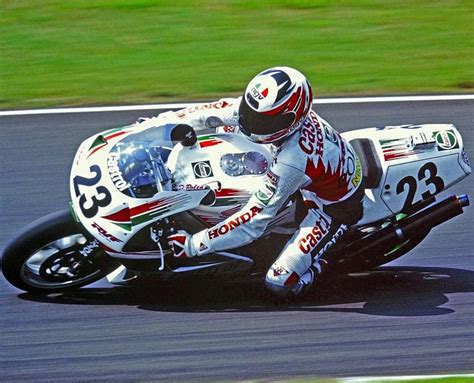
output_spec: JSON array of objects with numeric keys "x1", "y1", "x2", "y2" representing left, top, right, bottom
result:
[
  {"x1": 264, "y1": 208, "x2": 347, "y2": 295},
  {"x1": 264, "y1": 186, "x2": 365, "y2": 296}
]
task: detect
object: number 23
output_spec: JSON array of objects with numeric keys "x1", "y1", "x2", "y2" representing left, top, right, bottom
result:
[
  {"x1": 73, "y1": 165, "x2": 112, "y2": 218},
  {"x1": 396, "y1": 162, "x2": 444, "y2": 211}
]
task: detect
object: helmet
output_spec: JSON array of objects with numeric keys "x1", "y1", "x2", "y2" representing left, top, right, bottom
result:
[{"x1": 238, "y1": 66, "x2": 313, "y2": 144}]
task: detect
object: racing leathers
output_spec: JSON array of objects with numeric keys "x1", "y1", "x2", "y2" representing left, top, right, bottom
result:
[{"x1": 155, "y1": 98, "x2": 364, "y2": 295}]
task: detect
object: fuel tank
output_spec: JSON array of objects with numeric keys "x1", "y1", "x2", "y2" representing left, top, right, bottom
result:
[{"x1": 167, "y1": 133, "x2": 273, "y2": 225}]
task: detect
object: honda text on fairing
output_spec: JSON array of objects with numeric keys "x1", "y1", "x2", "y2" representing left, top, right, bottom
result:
[{"x1": 1, "y1": 120, "x2": 471, "y2": 293}]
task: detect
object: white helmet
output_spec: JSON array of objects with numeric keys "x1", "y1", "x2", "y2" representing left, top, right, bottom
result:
[{"x1": 238, "y1": 66, "x2": 313, "y2": 144}]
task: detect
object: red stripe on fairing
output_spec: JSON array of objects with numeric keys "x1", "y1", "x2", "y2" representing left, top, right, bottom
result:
[
  {"x1": 199, "y1": 139, "x2": 222, "y2": 148},
  {"x1": 130, "y1": 199, "x2": 167, "y2": 217},
  {"x1": 384, "y1": 150, "x2": 424, "y2": 161},
  {"x1": 87, "y1": 143, "x2": 107, "y2": 158},
  {"x1": 383, "y1": 145, "x2": 410, "y2": 152},
  {"x1": 102, "y1": 208, "x2": 131, "y2": 223},
  {"x1": 384, "y1": 152, "x2": 412, "y2": 161},
  {"x1": 129, "y1": 194, "x2": 188, "y2": 217},
  {"x1": 105, "y1": 131, "x2": 128, "y2": 140},
  {"x1": 215, "y1": 188, "x2": 246, "y2": 197}
]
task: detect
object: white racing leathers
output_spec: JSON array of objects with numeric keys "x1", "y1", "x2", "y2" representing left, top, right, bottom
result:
[{"x1": 158, "y1": 99, "x2": 364, "y2": 294}]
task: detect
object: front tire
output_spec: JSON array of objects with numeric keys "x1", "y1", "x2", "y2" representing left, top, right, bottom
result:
[{"x1": 2, "y1": 210, "x2": 119, "y2": 293}]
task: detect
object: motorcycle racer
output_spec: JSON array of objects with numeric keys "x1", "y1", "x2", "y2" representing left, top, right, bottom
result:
[{"x1": 159, "y1": 67, "x2": 365, "y2": 296}]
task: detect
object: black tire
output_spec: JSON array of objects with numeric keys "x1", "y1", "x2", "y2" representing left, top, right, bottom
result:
[{"x1": 2, "y1": 210, "x2": 119, "y2": 293}]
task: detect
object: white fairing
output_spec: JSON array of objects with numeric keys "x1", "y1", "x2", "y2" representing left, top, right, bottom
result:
[
  {"x1": 70, "y1": 122, "x2": 470, "y2": 255},
  {"x1": 342, "y1": 124, "x2": 471, "y2": 225},
  {"x1": 69, "y1": 124, "x2": 210, "y2": 252}
]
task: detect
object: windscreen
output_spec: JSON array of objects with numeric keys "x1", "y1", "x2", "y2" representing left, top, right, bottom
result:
[{"x1": 108, "y1": 126, "x2": 173, "y2": 198}]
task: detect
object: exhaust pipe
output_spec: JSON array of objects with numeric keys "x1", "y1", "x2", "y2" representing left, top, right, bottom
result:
[
  {"x1": 345, "y1": 194, "x2": 469, "y2": 259},
  {"x1": 458, "y1": 194, "x2": 470, "y2": 207}
]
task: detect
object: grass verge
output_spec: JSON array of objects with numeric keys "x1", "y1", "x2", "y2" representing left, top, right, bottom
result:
[{"x1": 1, "y1": 0, "x2": 473, "y2": 109}]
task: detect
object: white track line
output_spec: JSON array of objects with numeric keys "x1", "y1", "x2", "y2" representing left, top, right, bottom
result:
[
  {"x1": 0, "y1": 94, "x2": 473, "y2": 117},
  {"x1": 341, "y1": 373, "x2": 474, "y2": 382}
]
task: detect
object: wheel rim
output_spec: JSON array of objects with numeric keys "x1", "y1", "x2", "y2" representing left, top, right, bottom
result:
[{"x1": 20, "y1": 234, "x2": 103, "y2": 289}]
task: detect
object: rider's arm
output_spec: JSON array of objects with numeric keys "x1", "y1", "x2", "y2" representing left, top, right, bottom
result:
[
  {"x1": 189, "y1": 161, "x2": 311, "y2": 255},
  {"x1": 140, "y1": 98, "x2": 241, "y2": 131}
]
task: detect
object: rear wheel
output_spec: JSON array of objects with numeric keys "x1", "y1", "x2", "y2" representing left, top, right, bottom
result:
[
  {"x1": 2, "y1": 210, "x2": 119, "y2": 293},
  {"x1": 330, "y1": 223, "x2": 430, "y2": 274},
  {"x1": 354, "y1": 230, "x2": 430, "y2": 271}
]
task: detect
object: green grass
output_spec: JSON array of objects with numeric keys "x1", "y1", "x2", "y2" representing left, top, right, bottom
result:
[{"x1": 1, "y1": 0, "x2": 473, "y2": 109}]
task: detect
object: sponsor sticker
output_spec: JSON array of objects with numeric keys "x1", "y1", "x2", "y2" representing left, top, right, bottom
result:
[
  {"x1": 108, "y1": 152, "x2": 131, "y2": 192},
  {"x1": 175, "y1": 184, "x2": 208, "y2": 191},
  {"x1": 192, "y1": 161, "x2": 214, "y2": 179},
  {"x1": 255, "y1": 171, "x2": 279, "y2": 205},
  {"x1": 176, "y1": 100, "x2": 231, "y2": 119},
  {"x1": 208, "y1": 206, "x2": 263, "y2": 239},
  {"x1": 434, "y1": 130, "x2": 459, "y2": 151},
  {"x1": 249, "y1": 83, "x2": 269, "y2": 101},
  {"x1": 351, "y1": 157, "x2": 362, "y2": 187},
  {"x1": 272, "y1": 266, "x2": 289, "y2": 277},
  {"x1": 298, "y1": 215, "x2": 331, "y2": 254},
  {"x1": 222, "y1": 125, "x2": 236, "y2": 133},
  {"x1": 298, "y1": 115, "x2": 324, "y2": 156},
  {"x1": 80, "y1": 239, "x2": 100, "y2": 257},
  {"x1": 91, "y1": 222, "x2": 122, "y2": 243},
  {"x1": 323, "y1": 122, "x2": 339, "y2": 145},
  {"x1": 314, "y1": 224, "x2": 348, "y2": 259}
]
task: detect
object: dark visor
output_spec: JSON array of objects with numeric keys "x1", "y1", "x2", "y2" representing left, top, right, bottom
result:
[{"x1": 238, "y1": 96, "x2": 295, "y2": 136}]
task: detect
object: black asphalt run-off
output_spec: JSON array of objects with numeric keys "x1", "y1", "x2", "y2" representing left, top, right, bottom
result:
[{"x1": 1, "y1": 100, "x2": 473, "y2": 381}]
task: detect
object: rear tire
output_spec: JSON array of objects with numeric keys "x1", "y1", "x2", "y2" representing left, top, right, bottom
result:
[
  {"x1": 330, "y1": 227, "x2": 430, "y2": 274},
  {"x1": 355, "y1": 230, "x2": 430, "y2": 271},
  {"x1": 2, "y1": 210, "x2": 119, "y2": 293}
]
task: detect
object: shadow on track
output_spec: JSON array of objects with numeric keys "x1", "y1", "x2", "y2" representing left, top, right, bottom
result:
[{"x1": 18, "y1": 266, "x2": 474, "y2": 317}]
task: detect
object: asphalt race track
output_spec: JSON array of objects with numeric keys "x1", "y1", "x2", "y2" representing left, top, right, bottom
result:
[{"x1": 1, "y1": 100, "x2": 473, "y2": 381}]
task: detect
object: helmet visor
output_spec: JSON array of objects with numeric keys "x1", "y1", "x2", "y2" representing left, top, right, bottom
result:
[{"x1": 238, "y1": 97, "x2": 295, "y2": 140}]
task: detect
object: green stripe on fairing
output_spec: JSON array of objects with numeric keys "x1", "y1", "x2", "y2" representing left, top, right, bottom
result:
[
  {"x1": 131, "y1": 213, "x2": 154, "y2": 226},
  {"x1": 104, "y1": 126, "x2": 127, "y2": 136},
  {"x1": 197, "y1": 135, "x2": 217, "y2": 141},
  {"x1": 89, "y1": 126, "x2": 129, "y2": 150},
  {"x1": 89, "y1": 135, "x2": 107, "y2": 150},
  {"x1": 379, "y1": 138, "x2": 406, "y2": 147},
  {"x1": 114, "y1": 222, "x2": 132, "y2": 232}
]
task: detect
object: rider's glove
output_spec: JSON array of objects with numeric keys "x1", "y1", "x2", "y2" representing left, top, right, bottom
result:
[{"x1": 168, "y1": 231, "x2": 196, "y2": 259}]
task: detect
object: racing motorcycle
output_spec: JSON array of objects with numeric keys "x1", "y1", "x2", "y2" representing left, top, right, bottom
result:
[{"x1": 2, "y1": 119, "x2": 471, "y2": 293}]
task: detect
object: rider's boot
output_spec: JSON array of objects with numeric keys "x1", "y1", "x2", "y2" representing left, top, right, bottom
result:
[{"x1": 289, "y1": 258, "x2": 328, "y2": 295}]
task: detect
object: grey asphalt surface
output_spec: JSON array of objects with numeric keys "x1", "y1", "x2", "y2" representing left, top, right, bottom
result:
[{"x1": 1, "y1": 100, "x2": 473, "y2": 381}]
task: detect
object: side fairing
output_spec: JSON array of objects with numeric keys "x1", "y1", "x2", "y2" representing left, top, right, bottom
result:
[{"x1": 342, "y1": 124, "x2": 471, "y2": 224}]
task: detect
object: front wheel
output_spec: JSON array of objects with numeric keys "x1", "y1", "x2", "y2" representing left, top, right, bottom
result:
[{"x1": 2, "y1": 210, "x2": 119, "y2": 293}]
